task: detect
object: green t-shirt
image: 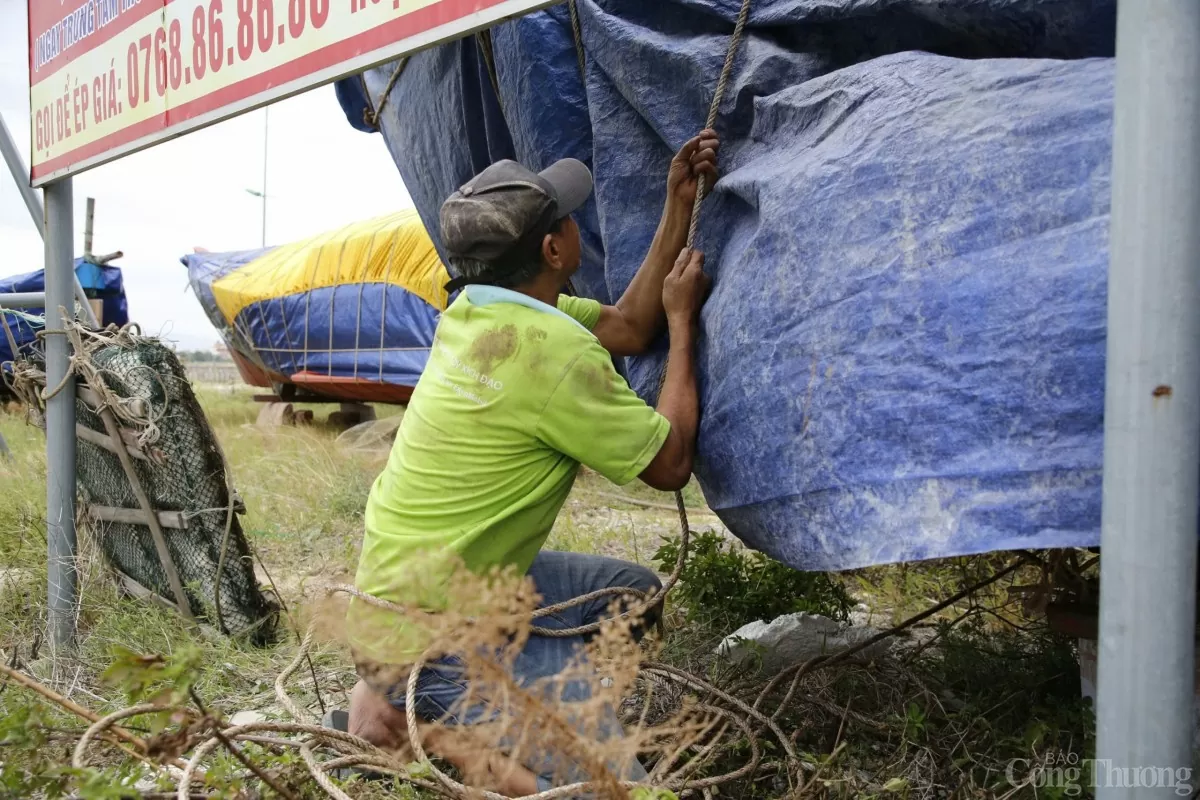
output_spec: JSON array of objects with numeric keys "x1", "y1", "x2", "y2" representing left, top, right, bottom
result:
[{"x1": 348, "y1": 285, "x2": 669, "y2": 663}]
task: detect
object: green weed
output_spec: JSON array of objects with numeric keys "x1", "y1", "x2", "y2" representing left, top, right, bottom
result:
[{"x1": 653, "y1": 529, "x2": 854, "y2": 629}]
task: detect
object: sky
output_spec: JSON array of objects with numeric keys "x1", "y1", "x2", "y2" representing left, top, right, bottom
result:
[{"x1": 1, "y1": 0, "x2": 412, "y2": 351}]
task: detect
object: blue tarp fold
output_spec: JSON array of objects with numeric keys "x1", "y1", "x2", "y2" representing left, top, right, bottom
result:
[{"x1": 336, "y1": 0, "x2": 1117, "y2": 570}]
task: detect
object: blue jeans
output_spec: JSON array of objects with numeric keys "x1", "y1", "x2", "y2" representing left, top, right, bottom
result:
[{"x1": 367, "y1": 551, "x2": 661, "y2": 788}]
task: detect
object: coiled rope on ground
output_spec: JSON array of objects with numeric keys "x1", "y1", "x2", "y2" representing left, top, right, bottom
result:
[{"x1": 54, "y1": 559, "x2": 1025, "y2": 800}]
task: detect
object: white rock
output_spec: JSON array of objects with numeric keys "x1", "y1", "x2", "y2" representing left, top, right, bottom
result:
[
  {"x1": 715, "y1": 612, "x2": 891, "y2": 674},
  {"x1": 0, "y1": 568, "x2": 32, "y2": 596},
  {"x1": 229, "y1": 710, "x2": 267, "y2": 726}
]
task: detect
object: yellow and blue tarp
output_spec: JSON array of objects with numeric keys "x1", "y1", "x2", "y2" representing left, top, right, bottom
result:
[{"x1": 182, "y1": 210, "x2": 449, "y2": 390}]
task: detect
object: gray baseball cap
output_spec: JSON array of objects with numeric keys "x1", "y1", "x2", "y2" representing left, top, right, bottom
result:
[{"x1": 439, "y1": 158, "x2": 593, "y2": 270}]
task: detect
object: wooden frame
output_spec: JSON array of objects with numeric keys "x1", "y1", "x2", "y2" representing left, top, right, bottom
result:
[
  {"x1": 74, "y1": 423, "x2": 152, "y2": 463},
  {"x1": 88, "y1": 505, "x2": 188, "y2": 530},
  {"x1": 74, "y1": 383, "x2": 197, "y2": 625}
]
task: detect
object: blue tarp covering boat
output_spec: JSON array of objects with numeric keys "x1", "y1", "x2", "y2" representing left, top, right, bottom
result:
[
  {"x1": 335, "y1": 0, "x2": 1117, "y2": 570},
  {"x1": 0, "y1": 260, "x2": 128, "y2": 365}
]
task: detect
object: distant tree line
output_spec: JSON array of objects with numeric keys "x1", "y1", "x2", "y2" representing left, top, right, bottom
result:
[{"x1": 177, "y1": 350, "x2": 230, "y2": 363}]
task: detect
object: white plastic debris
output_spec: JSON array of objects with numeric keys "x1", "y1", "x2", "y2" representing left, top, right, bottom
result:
[
  {"x1": 715, "y1": 612, "x2": 892, "y2": 674},
  {"x1": 335, "y1": 413, "x2": 404, "y2": 451}
]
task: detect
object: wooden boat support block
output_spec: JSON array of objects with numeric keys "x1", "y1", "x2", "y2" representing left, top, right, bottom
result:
[
  {"x1": 75, "y1": 423, "x2": 150, "y2": 463},
  {"x1": 88, "y1": 504, "x2": 189, "y2": 530},
  {"x1": 1046, "y1": 600, "x2": 1200, "y2": 644},
  {"x1": 1044, "y1": 603, "x2": 1098, "y2": 640}
]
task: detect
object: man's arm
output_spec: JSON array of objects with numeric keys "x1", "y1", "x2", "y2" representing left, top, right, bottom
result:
[
  {"x1": 591, "y1": 130, "x2": 719, "y2": 357},
  {"x1": 639, "y1": 248, "x2": 709, "y2": 491}
]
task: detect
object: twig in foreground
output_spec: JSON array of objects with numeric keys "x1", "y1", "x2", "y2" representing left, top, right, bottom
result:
[{"x1": 190, "y1": 688, "x2": 300, "y2": 800}]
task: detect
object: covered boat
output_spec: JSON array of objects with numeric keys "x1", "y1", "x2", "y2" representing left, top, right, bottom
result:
[
  {"x1": 1, "y1": 259, "x2": 128, "y2": 366},
  {"x1": 182, "y1": 210, "x2": 449, "y2": 404},
  {"x1": 334, "y1": 0, "x2": 1118, "y2": 570}
]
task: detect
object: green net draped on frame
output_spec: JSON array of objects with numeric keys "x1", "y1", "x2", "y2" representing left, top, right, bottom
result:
[{"x1": 14, "y1": 327, "x2": 278, "y2": 644}]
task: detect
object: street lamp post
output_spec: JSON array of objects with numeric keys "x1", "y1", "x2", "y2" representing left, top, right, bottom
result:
[
  {"x1": 246, "y1": 188, "x2": 267, "y2": 248},
  {"x1": 245, "y1": 107, "x2": 268, "y2": 247}
]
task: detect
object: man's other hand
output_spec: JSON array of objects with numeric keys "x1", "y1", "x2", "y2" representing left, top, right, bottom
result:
[
  {"x1": 642, "y1": 249, "x2": 706, "y2": 492},
  {"x1": 667, "y1": 129, "x2": 720, "y2": 209},
  {"x1": 663, "y1": 248, "x2": 711, "y2": 324}
]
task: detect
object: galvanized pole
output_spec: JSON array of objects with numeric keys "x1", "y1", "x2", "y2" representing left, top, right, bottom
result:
[
  {"x1": 0, "y1": 292, "x2": 59, "y2": 309},
  {"x1": 1096, "y1": 1, "x2": 1200, "y2": 794},
  {"x1": 43, "y1": 178, "x2": 78, "y2": 653}
]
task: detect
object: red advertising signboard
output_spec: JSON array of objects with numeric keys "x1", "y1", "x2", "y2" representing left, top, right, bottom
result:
[{"x1": 27, "y1": 0, "x2": 555, "y2": 186}]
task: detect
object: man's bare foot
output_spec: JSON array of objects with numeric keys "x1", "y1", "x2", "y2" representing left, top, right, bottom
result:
[
  {"x1": 347, "y1": 679, "x2": 539, "y2": 796},
  {"x1": 348, "y1": 679, "x2": 409, "y2": 752}
]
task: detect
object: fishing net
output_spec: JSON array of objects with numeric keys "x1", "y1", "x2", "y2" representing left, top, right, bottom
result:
[{"x1": 9, "y1": 324, "x2": 278, "y2": 645}]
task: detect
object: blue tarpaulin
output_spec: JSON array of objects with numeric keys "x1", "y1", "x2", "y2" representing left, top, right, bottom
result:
[
  {"x1": 0, "y1": 260, "x2": 128, "y2": 365},
  {"x1": 336, "y1": 0, "x2": 1117, "y2": 570}
]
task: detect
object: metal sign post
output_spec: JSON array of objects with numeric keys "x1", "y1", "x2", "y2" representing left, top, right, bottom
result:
[
  {"x1": 43, "y1": 178, "x2": 78, "y2": 653},
  {"x1": 3, "y1": 110, "x2": 94, "y2": 651},
  {"x1": 1097, "y1": 0, "x2": 1200, "y2": 792}
]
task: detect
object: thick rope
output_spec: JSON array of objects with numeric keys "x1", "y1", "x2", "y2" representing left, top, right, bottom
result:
[
  {"x1": 363, "y1": 58, "x2": 410, "y2": 128},
  {"x1": 687, "y1": 0, "x2": 752, "y2": 248},
  {"x1": 54, "y1": 564, "x2": 1029, "y2": 800},
  {"x1": 226, "y1": 575, "x2": 795, "y2": 798},
  {"x1": 64, "y1": 563, "x2": 1031, "y2": 799},
  {"x1": 568, "y1": 0, "x2": 587, "y2": 84},
  {"x1": 529, "y1": 490, "x2": 681, "y2": 637},
  {"x1": 63, "y1": 555, "x2": 1018, "y2": 800},
  {"x1": 72, "y1": 704, "x2": 174, "y2": 769},
  {"x1": 9, "y1": 319, "x2": 168, "y2": 456},
  {"x1": 59, "y1": 598, "x2": 789, "y2": 800}
]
